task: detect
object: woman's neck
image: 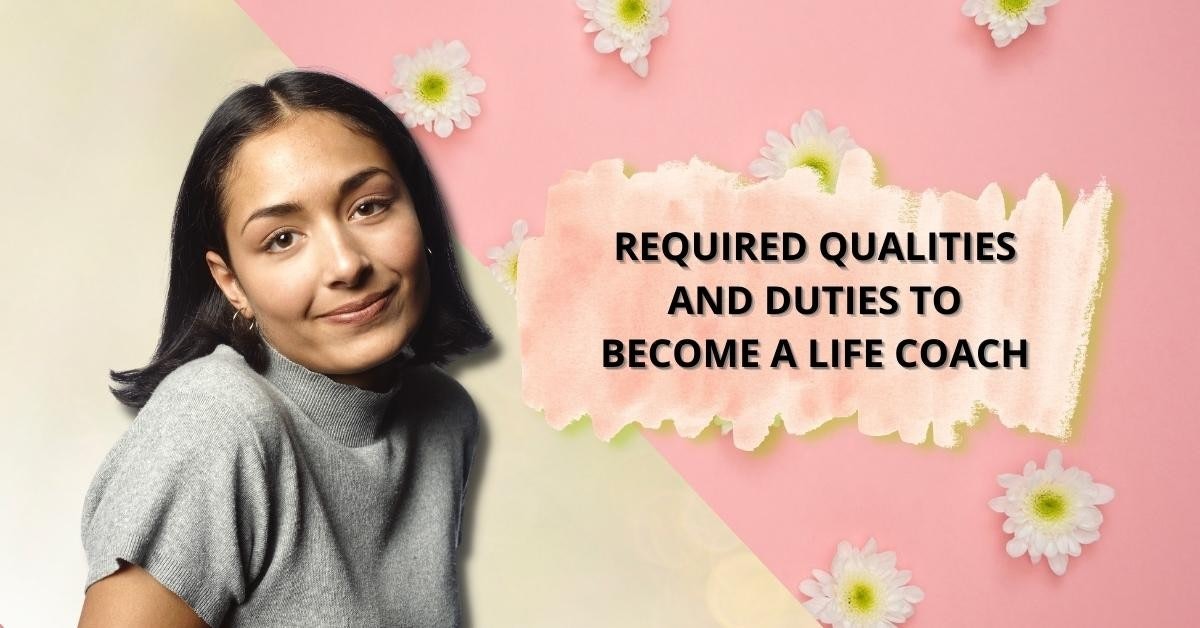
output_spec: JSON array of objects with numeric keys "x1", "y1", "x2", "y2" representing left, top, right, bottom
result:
[{"x1": 328, "y1": 352, "x2": 406, "y2": 393}]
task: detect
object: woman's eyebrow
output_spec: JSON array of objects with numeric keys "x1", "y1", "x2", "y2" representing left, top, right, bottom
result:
[
  {"x1": 241, "y1": 167, "x2": 394, "y2": 235},
  {"x1": 339, "y1": 166, "x2": 392, "y2": 197},
  {"x1": 242, "y1": 202, "x2": 301, "y2": 235}
]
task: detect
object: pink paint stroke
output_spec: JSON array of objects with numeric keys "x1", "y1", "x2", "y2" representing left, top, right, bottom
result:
[{"x1": 518, "y1": 149, "x2": 1110, "y2": 450}]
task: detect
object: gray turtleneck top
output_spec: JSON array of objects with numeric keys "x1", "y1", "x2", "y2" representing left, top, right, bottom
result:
[{"x1": 80, "y1": 341, "x2": 479, "y2": 627}]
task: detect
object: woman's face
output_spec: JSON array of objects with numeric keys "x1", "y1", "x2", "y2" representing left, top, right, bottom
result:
[{"x1": 205, "y1": 110, "x2": 430, "y2": 389}]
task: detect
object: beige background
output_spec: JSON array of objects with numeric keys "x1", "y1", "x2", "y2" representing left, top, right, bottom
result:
[{"x1": 0, "y1": 2, "x2": 815, "y2": 626}]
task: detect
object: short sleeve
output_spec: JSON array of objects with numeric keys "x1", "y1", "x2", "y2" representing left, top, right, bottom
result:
[
  {"x1": 455, "y1": 396, "x2": 481, "y2": 549},
  {"x1": 80, "y1": 385, "x2": 270, "y2": 628}
]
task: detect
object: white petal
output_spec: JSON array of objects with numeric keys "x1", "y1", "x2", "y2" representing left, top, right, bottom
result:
[
  {"x1": 464, "y1": 75, "x2": 486, "y2": 94},
  {"x1": 1076, "y1": 506, "x2": 1103, "y2": 529},
  {"x1": 988, "y1": 496, "x2": 1010, "y2": 512},
  {"x1": 1091, "y1": 483, "x2": 1115, "y2": 505},
  {"x1": 1048, "y1": 553, "x2": 1068, "y2": 576},
  {"x1": 512, "y1": 219, "x2": 529, "y2": 240},
  {"x1": 463, "y1": 96, "x2": 481, "y2": 117},
  {"x1": 434, "y1": 117, "x2": 453, "y2": 138},
  {"x1": 631, "y1": 56, "x2": 649, "y2": 77},
  {"x1": 619, "y1": 46, "x2": 638, "y2": 64},
  {"x1": 383, "y1": 93, "x2": 407, "y2": 112},
  {"x1": 765, "y1": 130, "x2": 792, "y2": 150},
  {"x1": 787, "y1": 123, "x2": 806, "y2": 147},
  {"x1": 801, "y1": 110, "x2": 827, "y2": 136},
  {"x1": 1045, "y1": 449, "x2": 1063, "y2": 473},
  {"x1": 392, "y1": 54, "x2": 412, "y2": 77},
  {"x1": 802, "y1": 598, "x2": 828, "y2": 617},
  {"x1": 998, "y1": 473, "x2": 1022, "y2": 488},
  {"x1": 1006, "y1": 538, "x2": 1027, "y2": 558},
  {"x1": 444, "y1": 40, "x2": 470, "y2": 67},
  {"x1": 594, "y1": 31, "x2": 617, "y2": 53},
  {"x1": 759, "y1": 145, "x2": 784, "y2": 160},
  {"x1": 798, "y1": 579, "x2": 822, "y2": 599},
  {"x1": 835, "y1": 541, "x2": 853, "y2": 563},
  {"x1": 749, "y1": 159, "x2": 782, "y2": 179},
  {"x1": 877, "y1": 550, "x2": 896, "y2": 571}
]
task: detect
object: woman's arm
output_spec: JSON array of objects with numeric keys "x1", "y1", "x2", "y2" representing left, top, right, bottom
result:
[
  {"x1": 80, "y1": 376, "x2": 273, "y2": 626},
  {"x1": 78, "y1": 560, "x2": 209, "y2": 628}
]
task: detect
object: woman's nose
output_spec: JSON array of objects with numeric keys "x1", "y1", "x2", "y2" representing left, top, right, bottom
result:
[{"x1": 319, "y1": 225, "x2": 372, "y2": 288}]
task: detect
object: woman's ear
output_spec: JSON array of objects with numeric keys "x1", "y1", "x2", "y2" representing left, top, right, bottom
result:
[{"x1": 205, "y1": 250, "x2": 253, "y2": 318}]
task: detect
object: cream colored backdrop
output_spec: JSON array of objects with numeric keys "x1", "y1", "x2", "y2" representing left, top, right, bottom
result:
[{"x1": 0, "y1": 2, "x2": 815, "y2": 626}]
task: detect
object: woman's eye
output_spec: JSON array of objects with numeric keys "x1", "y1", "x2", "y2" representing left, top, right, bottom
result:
[
  {"x1": 264, "y1": 231, "x2": 297, "y2": 253},
  {"x1": 353, "y1": 199, "x2": 392, "y2": 218}
]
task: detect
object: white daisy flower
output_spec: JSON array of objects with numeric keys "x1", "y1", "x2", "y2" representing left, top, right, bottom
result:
[
  {"x1": 962, "y1": 0, "x2": 1059, "y2": 48},
  {"x1": 799, "y1": 538, "x2": 924, "y2": 627},
  {"x1": 748, "y1": 110, "x2": 859, "y2": 193},
  {"x1": 578, "y1": 0, "x2": 670, "y2": 78},
  {"x1": 487, "y1": 219, "x2": 528, "y2": 297},
  {"x1": 385, "y1": 40, "x2": 485, "y2": 138},
  {"x1": 988, "y1": 449, "x2": 1115, "y2": 576}
]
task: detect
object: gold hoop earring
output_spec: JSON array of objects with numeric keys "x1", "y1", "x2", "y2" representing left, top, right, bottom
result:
[{"x1": 232, "y1": 309, "x2": 257, "y2": 332}]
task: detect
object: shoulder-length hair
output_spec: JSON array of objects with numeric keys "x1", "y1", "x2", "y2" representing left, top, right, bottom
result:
[{"x1": 110, "y1": 69, "x2": 492, "y2": 409}]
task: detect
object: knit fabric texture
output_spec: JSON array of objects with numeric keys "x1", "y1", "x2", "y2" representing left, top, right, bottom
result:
[{"x1": 80, "y1": 341, "x2": 479, "y2": 627}]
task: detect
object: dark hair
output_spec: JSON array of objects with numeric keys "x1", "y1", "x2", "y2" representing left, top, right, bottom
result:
[{"x1": 110, "y1": 70, "x2": 492, "y2": 408}]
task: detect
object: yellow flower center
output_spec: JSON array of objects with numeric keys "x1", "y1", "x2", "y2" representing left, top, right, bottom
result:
[
  {"x1": 790, "y1": 153, "x2": 835, "y2": 191},
  {"x1": 503, "y1": 254, "x2": 519, "y2": 288},
  {"x1": 998, "y1": 0, "x2": 1031, "y2": 16},
  {"x1": 844, "y1": 580, "x2": 877, "y2": 616},
  {"x1": 1029, "y1": 486, "x2": 1069, "y2": 523},
  {"x1": 415, "y1": 71, "x2": 450, "y2": 105},
  {"x1": 616, "y1": 0, "x2": 649, "y2": 27}
]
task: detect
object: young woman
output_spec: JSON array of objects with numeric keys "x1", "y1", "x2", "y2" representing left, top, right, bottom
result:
[{"x1": 77, "y1": 70, "x2": 492, "y2": 627}]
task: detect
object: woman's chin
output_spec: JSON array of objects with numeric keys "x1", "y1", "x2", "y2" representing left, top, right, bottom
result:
[{"x1": 324, "y1": 325, "x2": 409, "y2": 371}]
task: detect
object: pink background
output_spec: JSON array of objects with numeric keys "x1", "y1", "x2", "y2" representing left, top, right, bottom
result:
[{"x1": 237, "y1": 1, "x2": 1200, "y2": 624}]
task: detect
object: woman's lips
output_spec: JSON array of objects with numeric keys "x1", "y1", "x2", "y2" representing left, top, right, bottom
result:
[{"x1": 319, "y1": 287, "x2": 395, "y2": 325}]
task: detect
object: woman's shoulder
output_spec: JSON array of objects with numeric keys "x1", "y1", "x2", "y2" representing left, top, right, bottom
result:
[
  {"x1": 84, "y1": 346, "x2": 274, "y2": 533},
  {"x1": 401, "y1": 364, "x2": 480, "y2": 437},
  {"x1": 83, "y1": 345, "x2": 277, "y2": 621},
  {"x1": 137, "y1": 344, "x2": 284, "y2": 444}
]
